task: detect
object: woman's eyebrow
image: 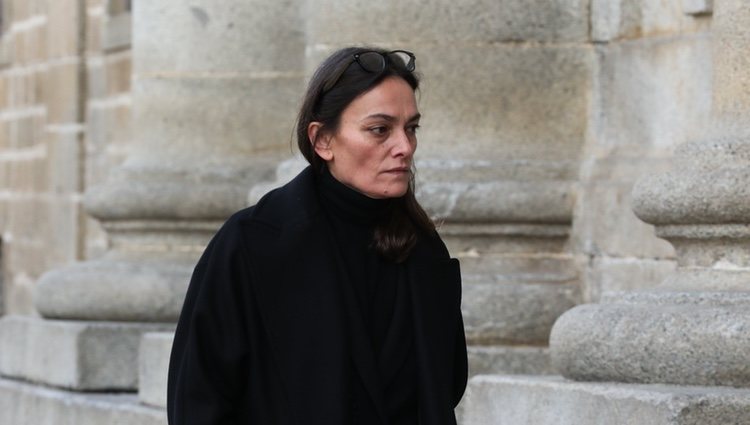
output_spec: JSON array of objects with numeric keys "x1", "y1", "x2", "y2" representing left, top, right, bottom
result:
[{"x1": 362, "y1": 113, "x2": 422, "y2": 122}]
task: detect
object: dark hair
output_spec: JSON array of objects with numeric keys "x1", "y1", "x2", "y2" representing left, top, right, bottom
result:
[{"x1": 296, "y1": 46, "x2": 434, "y2": 262}]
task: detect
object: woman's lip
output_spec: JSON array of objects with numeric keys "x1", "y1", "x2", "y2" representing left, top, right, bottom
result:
[{"x1": 384, "y1": 167, "x2": 410, "y2": 173}]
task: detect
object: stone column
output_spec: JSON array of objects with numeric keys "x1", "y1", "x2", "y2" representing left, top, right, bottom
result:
[
  {"x1": 550, "y1": 0, "x2": 750, "y2": 389},
  {"x1": 461, "y1": 2, "x2": 750, "y2": 424},
  {"x1": 0, "y1": 0, "x2": 304, "y2": 392},
  {"x1": 300, "y1": 0, "x2": 592, "y2": 376}
]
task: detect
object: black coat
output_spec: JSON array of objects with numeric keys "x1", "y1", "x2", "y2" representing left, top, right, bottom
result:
[{"x1": 167, "y1": 166, "x2": 467, "y2": 425}]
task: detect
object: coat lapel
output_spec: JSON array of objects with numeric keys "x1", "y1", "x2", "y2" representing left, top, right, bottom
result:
[
  {"x1": 322, "y1": 225, "x2": 389, "y2": 425},
  {"x1": 409, "y1": 240, "x2": 464, "y2": 425}
]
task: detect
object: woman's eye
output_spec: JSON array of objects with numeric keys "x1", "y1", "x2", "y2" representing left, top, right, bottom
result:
[
  {"x1": 407, "y1": 124, "x2": 420, "y2": 134},
  {"x1": 370, "y1": 126, "x2": 388, "y2": 135}
]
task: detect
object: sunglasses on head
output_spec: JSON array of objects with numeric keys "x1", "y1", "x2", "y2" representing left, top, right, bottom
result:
[{"x1": 322, "y1": 50, "x2": 416, "y2": 93}]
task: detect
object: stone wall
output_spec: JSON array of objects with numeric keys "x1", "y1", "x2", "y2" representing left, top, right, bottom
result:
[{"x1": 0, "y1": 0, "x2": 133, "y2": 315}]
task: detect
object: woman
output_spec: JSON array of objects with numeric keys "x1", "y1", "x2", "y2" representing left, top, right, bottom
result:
[{"x1": 167, "y1": 46, "x2": 467, "y2": 425}]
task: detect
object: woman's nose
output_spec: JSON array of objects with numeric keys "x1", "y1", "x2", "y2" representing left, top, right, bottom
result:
[{"x1": 392, "y1": 130, "x2": 416, "y2": 157}]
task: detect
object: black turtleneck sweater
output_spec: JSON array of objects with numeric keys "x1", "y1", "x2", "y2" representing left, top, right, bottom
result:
[{"x1": 317, "y1": 169, "x2": 418, "y2": 425}]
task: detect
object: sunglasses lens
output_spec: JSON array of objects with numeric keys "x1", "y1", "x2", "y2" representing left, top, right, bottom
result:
[
  {"x1": 357, "y1": 52, "x2": 386, "y2": 72},
  {"x1": 388, "y1": 51, "x2": 415, "y2": 71}
]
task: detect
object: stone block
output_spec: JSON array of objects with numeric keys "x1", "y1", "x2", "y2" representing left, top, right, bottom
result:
[
  {"x1": 591, "y1": 0, "x2": 706, "y2": 42},
  {"x1": 6, "y1": 197, "x2": 39, "y2": 239},
  {"x1": 105, "y1": 52, "x2": 132, "y2": 95},
  {"x1": 468, "y1": 345, "x2": 554, "y2": 377},
  {"x1": 41, "y1": 197, "x2": 81, "y2": 268},
  {"x1": 87, "y1": 53, "x2": 133, "y2": 99},
  {"x1": 11, "y1": 0, "x2": 30, "y2": 24},
  {"x1": 550, "y1": 300, "x2": 750, "y2": 387},
  {"x1": 0, "y1": 316, "x2": 174, "y2": 390},
  {"x1": 85, "y1": 100, "x2": 132, "y2": 156},
  {"x1": 47, "y1": 0, "x2": 83, "y2": 58},
  {"x1": 460, "y1": 375, "x2": 750, "y2": 425},
  {"x1": 419, "y1": 180, "x2": 574, "y2": 224},
  {"x1": 572, "y1": 176, "x2": 676, "y2": 258},
  {"x1": 0, "y1": 377, "x2": 166, "y2": 425},
  {"x1": 23, "y1": 24, "x2": 41, "y2": 63},
  {"x1": 86, "y1": 13, "x2": 103, "y2": 53},
  {"x1": 34, "y1": 257, "x2": 195, "y2": 322},
  {"x1": 1, "y1": 273, "x2": 36, "y2": 316},
  {"x1": 47, "y1": 130, "x2": 83, "y2": 194},
  {"x1": 139, "y1": 332, "x2": 174, "y2": 408},
  {"x1": 5, "y1": 240, "x2": 47, "y2": 279},
  {"x1": 463, "y1": 281, "x2": 579, "y2": 345},
  {"x1": 45, "y1": 61, "x2": 83, "y2": 124},
  {"x1": 12, "y1": 31, "x2": 27, "y2": 65},
  {"x1": 83, "y1": 215, "x2": 109, "y2": 260},
  {"x1": 133, "y1": 76, "x2": 300, "y2": 163},
  {"x1": 0, "y1": 74, "x2": 7, "y2": 109},
  {"x1": 683, "y1": 0, "x2": 713, "y2": 15},
  {"x1": 9, "y1": 115, "x2": 35, "y2": 149},
  {"x1": 416, "y1": 44, "x2": 592, "y2": 164},
  {"x1": 307, "y1": 0, "x2": 589, "y2": 44},
  {"x1": 32, "y1": 68, "x2": 46, "y2": 105},
  {"x1": 134, "y1": 0, "x2": 304, "y2": 74},
  {"x1": 582, "y1": 256, "x2": 676, "y2": 302},
  {"x1": 592, "y1": 35, "x2": 712, "y2": 155},
  {"x1": 102, "y1": 12, "x2": 132, "y2": 52}
]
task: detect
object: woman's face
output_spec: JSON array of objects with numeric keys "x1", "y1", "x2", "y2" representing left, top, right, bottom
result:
[{"x1": 311, "y1": 76, "x2": 420, "y2": 199}]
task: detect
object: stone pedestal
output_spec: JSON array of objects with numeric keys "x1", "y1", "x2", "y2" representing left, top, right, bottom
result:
[
  {"x1": 139, "y1": 332, "x2": 174, "y2": 408},
  {"x1": 0, "y1": 316, "x2": 172, "y2": 391},
  {"x1": 0, "y1": 378, "x2": 166, "y2": 425},
  {"x1": 461, "y1": 376, "x2": 750, "y2": 425},
  {"x1": 550, "y1": 0, "x2": 750, "y2": 388}
]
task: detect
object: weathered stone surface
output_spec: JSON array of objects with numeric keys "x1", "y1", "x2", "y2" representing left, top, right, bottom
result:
[
  {"x1": 463, "y1": 281, "x2": 579, "y2": 345},
  {"x1": 0, "y1": 377, "x2": 166, "y2": 425},
  {"x1": 307, "y1": 0, "x2": 589, "y2": 44},
  {"x1": 591, "y1": 34, "x2": 712, "y2": 156},
  {"x1": 0, "y1": 316, "x2": 173, "y2": 390},
  {"x1": 86, "y1": 53, "x2": 132, "y2": 100},
  {"x1": 34, "y1": 257, "x2": 195, "y2": 322},
  {"x1": 139, "y1": 332, "x2": 174, "y2": 408},
  {"x1": 572, "y1": 177, "x2": 676, "y2": 258},
  {"x1": 46, "y1": 129, "x2": 83, "y2": 193},
  {"x1": 418, "y1": 180, "x2": 573, "y2": 224},
  {"x1": 44, "y1": 60, "x2": 82, "y2": 124},
  {"x1": 134, "y1": 0, "x2": 304, "y2": 73},
  {"x1": 468, "y1": 346, "x2": 554, "y2": 377},
  {"x1": 582, "y1": 257, "x2": 675, "y2": 302},
  {"x1": 46, "y1": 0, "x2": 83, "y2": 58},
  {"x1": 461, "y1": 375, "x2": 750, "y2": 425},
  {"x1": 550, "y1": 300, "x2": 750, "y2": 387},
  {"x1": 683, "y1": 0, "x2": 713, "y2": 15},
  {"x1": 591, "y1": 0, "x2": 709, "y2": 42},
  {"x1": 131, "y1": 76, "x2": 300, "y2": 163}
]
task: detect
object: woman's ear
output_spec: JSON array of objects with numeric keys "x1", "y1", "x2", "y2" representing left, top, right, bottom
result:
[{"x1": 308, "y1": 122, "x2": 333, "y2": 161}]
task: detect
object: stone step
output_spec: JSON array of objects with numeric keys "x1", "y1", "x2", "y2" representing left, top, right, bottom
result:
[
  {"x1": 139, "y1": 332, "x2": 174, "y2": 408},
  {"x1": 0, "y1": 315, "x2": 173, "y2": 391},
  {"x1": 468, "y1": 345, "x2": 554, "y2": 377},
  {"x1": 462, "y1": 281, "x2": 579, "y2": 345},
  {"x1": 460, "y1": 375, "x2": 750, "y2": 425},
  {"x1": 0, "y1": 377, "x2": 166, "y2": 425}
]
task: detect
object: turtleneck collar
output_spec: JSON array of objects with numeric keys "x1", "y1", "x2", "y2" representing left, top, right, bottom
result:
[{"x1": 317, "y1": 167, "x2": 393, "y2": 226}]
